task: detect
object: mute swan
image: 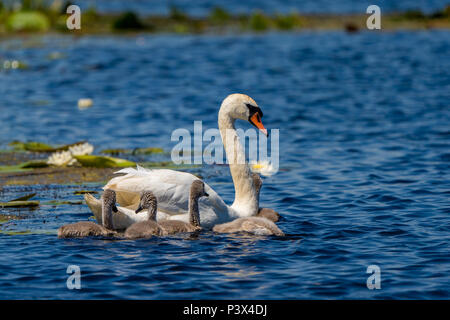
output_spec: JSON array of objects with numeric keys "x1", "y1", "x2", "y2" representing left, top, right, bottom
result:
[
  {"x1": 252, "y1": 173, "x2": 281, "y2": 222},
  {"x1": 58, "y1": 189, "x2": 117, "y2": 238},
  {"x1": 158, "y1": 180, "x2": 208, "y2": 234},
  {"x1": 124, "y1": 191, "x2": 163, "y2": 239},
  {"x1": 212, "y1": 174, "x2": 284, "y2": 236},
  {"x1": 85, "y1": 93, "x2": 268, "y2": 229}
]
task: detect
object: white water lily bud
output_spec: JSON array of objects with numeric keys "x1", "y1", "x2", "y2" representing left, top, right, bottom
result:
[{"x1": 77, "y1": 98, "x2": 93, "y2": 109}]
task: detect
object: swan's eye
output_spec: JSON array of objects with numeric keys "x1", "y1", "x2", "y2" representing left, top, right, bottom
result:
[{"x1": 245, "y1": 103, "x2": 263, "y2": 118}]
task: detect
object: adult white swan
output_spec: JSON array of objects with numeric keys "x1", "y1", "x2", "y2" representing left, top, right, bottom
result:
[{"x1": 85, "y1": 93, "x2": 268, "y2": 229}]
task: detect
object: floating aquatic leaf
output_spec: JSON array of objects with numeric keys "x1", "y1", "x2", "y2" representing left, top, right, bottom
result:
[
  {"x1": 20, "y1": 160, "x2": 49, "y2": 168},
  {"x1": 0, "y1": 201, "x2": 40, "y2": 208},
  {"x1": 0, "y1": 164, "x2": 32, "y2": 173},
  {"x1": 133, "y1": 147, "x2": 164, "y2": 155},
  {"x1": 140, "y1": 161, "x2": 201, "y2": 169},
  {"x1": 74, "y1": 155, "x2": 135, "y2": 168},
  {"x1": 8, "y1": 140, "x2": 87, "y2": 153},
  {"x1": 0, "y1": 230, "x2": 33, "y2": 236},
  {"x1": 42, "y1": 200, "x2": 83, "y2": 206},
  {"x1": 101, "y1": 147, "x2": 164, "y2": 155},
  {"x1": 100, "y1": 148, "x2": 129, "y2": 155},
  {"x1": 9, "y1": 193, "x2": 36, "y2": 202},
  {"x1": 74, "y1": 190, "x2": 98, "y2": 195},
  {"x1": 9, "y1": 141, "x2": 54, "y2": 152}
]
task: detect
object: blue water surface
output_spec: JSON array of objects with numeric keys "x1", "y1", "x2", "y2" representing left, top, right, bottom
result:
[{"x1": 0, "y1": 30, "x2": 449, "y2": 299}]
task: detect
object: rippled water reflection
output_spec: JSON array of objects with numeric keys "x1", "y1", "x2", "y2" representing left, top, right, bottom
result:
[{"x1": 0, "y1": 31, "x2": 449, "y2": 299}]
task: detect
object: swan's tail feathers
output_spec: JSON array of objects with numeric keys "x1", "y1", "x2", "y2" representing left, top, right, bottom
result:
[
  {"x1": 114, "y1": 167, "x2": 138, "y2": 175},
  {"x1": 114, "y1": 164, "x2": 153, "y2": 176},
  {"x1": 84, "y1": 193, "x2": 102, "y2": 224}
]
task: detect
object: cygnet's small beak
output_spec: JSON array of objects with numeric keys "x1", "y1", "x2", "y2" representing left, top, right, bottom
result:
[
  {"x1": 135, "y1": 205, "x2": 143, "y2": 214},
  {"x1": 112, "y1": 204, "x2": 118, "y2": 213},
  {"x1": 204, "y1": 192, "x2": 209, "y2": 197}
]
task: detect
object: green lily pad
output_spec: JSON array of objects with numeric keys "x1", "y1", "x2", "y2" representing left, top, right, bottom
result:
[
  {"x1": 9, "y1": 193, "x2": 36, "y2": 202},
  {"x1": 0, "y1": 201, "x2": 40, "y2": 208},
  {"x1": 0, "y1": 164, "x2": 32, "y2": 173},
  {"x1": 9, "y1": 141, "x2": 54, "y2": 152},
  {"x1": 133, "y1": 147, "x2": 164, "y2": 155},
  {"x1": 42, "y1": 200, "x2": 83, "y2": 206},
  {"x1": 74, "y1": 155, "x2": 135, "y2": 168},
  {"x1": 20, "y1": 160, "x2": 49, "y2": 168},
  {"x1": 101, "y1": 147, "x2": 164, "y2": 155},
  {"x1": 0, "y1": 230, "x2": 33, "y2": 236},
  {"x1": 8, "y1": 140, "x2": 87, "y2": 153},
  {"x1": 100, "y1": 148, "x2": 129, "y2": 155},
  {"x1": 74, "y1": 190, "x2": 98, "y2": 195}
]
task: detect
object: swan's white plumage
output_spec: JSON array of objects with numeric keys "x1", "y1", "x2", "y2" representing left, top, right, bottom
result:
[{"x1": 87, "y1": 166, "x2": 237, "y2": 229}]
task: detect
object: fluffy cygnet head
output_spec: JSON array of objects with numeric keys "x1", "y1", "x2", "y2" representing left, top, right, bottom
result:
[{"x1": 135, "y1": 191, "x2": 158, "y2": 221}]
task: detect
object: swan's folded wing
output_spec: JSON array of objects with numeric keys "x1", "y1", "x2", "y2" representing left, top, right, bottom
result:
[{"x1": 103, "y1": 167, "x2": 231, "y2": 221}]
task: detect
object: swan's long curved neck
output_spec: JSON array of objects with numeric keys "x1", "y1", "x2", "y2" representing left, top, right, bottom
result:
[
  {"x1": 147, "y1": 206, "x2": 157, "y2": 221},
  {"x1": 102, "y1": 202, "x2": 114, "y2": 229},
  {"x1": 189, "y1": 196, "x2": 200, "y2": 227},
  {"x1": 218, "y1": 111, "x2": 258, "y2": 217}
]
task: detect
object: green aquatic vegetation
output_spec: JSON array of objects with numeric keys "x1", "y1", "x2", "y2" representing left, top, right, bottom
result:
[
  {"x1": 21, "y1": 160, "x2": 49, "y2": 168},
  {"x1": 0, "y1": 164, "x2": 32, "y2": 173},
  {"x1": 140, "y1": 161, "x2": 201, "y2": 170},
  {"x1": 0, "y1": 160, "x2": 48, "y2": 173},
  {"x1": 101, "y1": 147, "x2": 164, "y2": 156},
  {"x1": 73, "y1": 190, "x2": 98, "y2": 195},
  {"x1": 9, "y1": 193, "x2": 36, "y2": 202},
  {"x1": 173, "y1": 23, "x2": 189, "y2": 33},
  {"x1": 6, "y1": 11, "x2": 50, "y2": 32},
  {"x1": 9, "y1": 141, "x2": 53, "y2": 152},
  {"x1": 170, "y1": 6, "x2": 188, "y2": 22},
  {"x1": 274, "y1": 13, "x2": 303, "y2": 30},
  {"x1": 74, "y1": 155, "x2": 135, "y2": 168},
  {"x1": 249, "y1": 11, "x2": 271, "y2": 31},
  {"x1": 403, "y1": 10, "x2": 427, "y2": 20},
  {"x1": 429, "y1": 5, "x2": 450, "y2": 19},
  {"x1": 42, "y1": 200, "x2": 83, "y2": 205},
  {"x1": 8, "y1": 140, "x2": 86, "y2": 152},
  {"x1": 209, "y1": 7, "x2": 231, "y2": 24},
  {"x1": 133, "y1": 147, "x2": 164, "y2": 155},
  {"x1": 100, "y1": 148, "x2": 129, "y2": 155},
  {"x1": 0, "y1": 230, "x2": 32, "y2": 236},
  {"x1": 113, "y1": 11, "x2": 146, "y2": 30},
  {"x1": 0, "y1": 200, "x2": 40, "y2": 207}
]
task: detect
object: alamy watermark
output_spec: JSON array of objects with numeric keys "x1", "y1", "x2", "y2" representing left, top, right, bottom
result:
[
  {"x1": 170, "y1": 121, "x2": 279, "y2": 174},
  {"x1": 366, "y1": 265, "x2": 381, "y2": 289},
  {"x1": 66, "y1": 265, "x2": 81, "y2": 290},
  {"x1": 366, "y1": 5, "x2": 381, "y2": 30},
  {"x1": 66, "y1": 5, "x2": 81, "y2": 30}
]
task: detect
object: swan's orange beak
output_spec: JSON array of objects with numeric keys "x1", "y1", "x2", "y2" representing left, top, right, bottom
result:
[{"x1": 250, "y1": 113, "x2": 268, "y2": 137}]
